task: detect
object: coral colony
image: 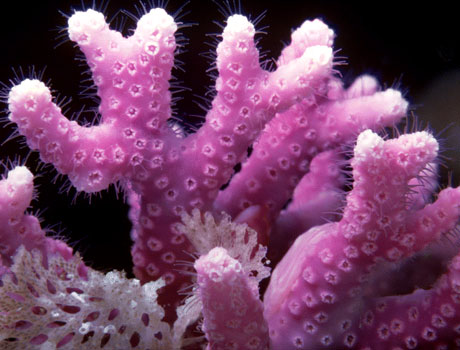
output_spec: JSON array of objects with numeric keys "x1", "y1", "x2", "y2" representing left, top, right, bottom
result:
[{"x1": 1, "y1": 2, "x2": 460, "y2": 350}]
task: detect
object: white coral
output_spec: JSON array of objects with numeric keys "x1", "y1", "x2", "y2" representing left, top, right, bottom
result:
[{"x1": 0, "y1": 246, "x2": 179, "y2": 349}]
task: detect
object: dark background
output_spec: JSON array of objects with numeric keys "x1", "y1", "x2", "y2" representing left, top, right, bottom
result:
[{"x1": 0, "y1": 0, "x2": 459, "y2": 273}]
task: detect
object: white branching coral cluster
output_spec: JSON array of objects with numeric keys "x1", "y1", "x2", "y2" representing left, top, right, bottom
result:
[{"x1": 0, "y1": 247, "x2": 178, "y2": 349}]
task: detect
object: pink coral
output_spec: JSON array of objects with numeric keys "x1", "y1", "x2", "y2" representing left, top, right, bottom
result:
[
  {"x1": 268, "y1": 149, "x2": 346, "y2": 264},
  {"x1": 0, "y1": 166, "x2": 73, "y2": 268},
  {"x1": 264, "y1": 130, "x2": 460, "y2": 349},
  {"x1": 195, "y1": 247, "x2": 268, "y2": 350},
  {"x1": 1, "y1": 2, "x2": 460, "y2": 349},
  {"x1": 7, "y1": 7, "x2": 335, "y2": 317}
]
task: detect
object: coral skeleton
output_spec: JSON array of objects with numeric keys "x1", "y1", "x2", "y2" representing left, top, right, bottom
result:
[{"x1": 1, "y1": 3, "x2": 459, "y2": 349}]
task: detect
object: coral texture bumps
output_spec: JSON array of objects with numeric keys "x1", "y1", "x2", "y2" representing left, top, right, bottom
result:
[{"x1": 1, "y1": 3, "x2": 460, "y2": 350}]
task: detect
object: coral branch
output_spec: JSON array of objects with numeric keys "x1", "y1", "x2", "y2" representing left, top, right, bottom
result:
[
  {"x1": 277, "y1": 19, "x2": 335, "y2": 66},
  {"x1": 68, "y1": 8, "x2": 177, "y2": 124},
  {"x1": 0, "y1": 166, "x2": 72, "y2": 267},
  {"x1": 194, "y1": 247, "x2": 269, "y2": 350},
  {"x1": 264, "y1": 130, "x2": 460, "y2": 349},
  {"x1": 269, "y1": 150, "x2": 346, "y2": 263},
  {"x1": 8, "y1": 80, "x2": 125, "y2": 192},
  {"x1": 182, "y1": 15, "x2": 333, "y2": 201},
  {"x1": 358, "y1": 252, "x2": 460, "y2": 349},
  {"x1": 214, "y1": 77, "x2": 408, "y2": 219}
]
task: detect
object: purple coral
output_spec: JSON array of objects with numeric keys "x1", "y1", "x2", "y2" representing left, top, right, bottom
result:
[{"x1": 1, "y1": 2, "x2": 460, "y2": 349}]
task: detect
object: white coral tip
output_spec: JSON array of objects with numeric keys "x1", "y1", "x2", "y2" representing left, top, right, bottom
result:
[
  {"x1": 354, "y1": 129, "x2": 384, "y2": 161},
  {"x1": 224, "y1": 15, "x2": 255, "y2": 36},
  {"x1": 8, "y1": 166, "x2": 34, "y2": 186},
  {"x1": 68, "y1": 9, "x2": 107, "y2": 43},
  {"x1": 137, "y1": 8, "x2": 177, "y2": 36},
  {"x1": 8, "y1": 79, "x2": 51, "y2": 114},
  {"x1": 295, "y1": 19, "x2": 335, "y2": 47}
]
